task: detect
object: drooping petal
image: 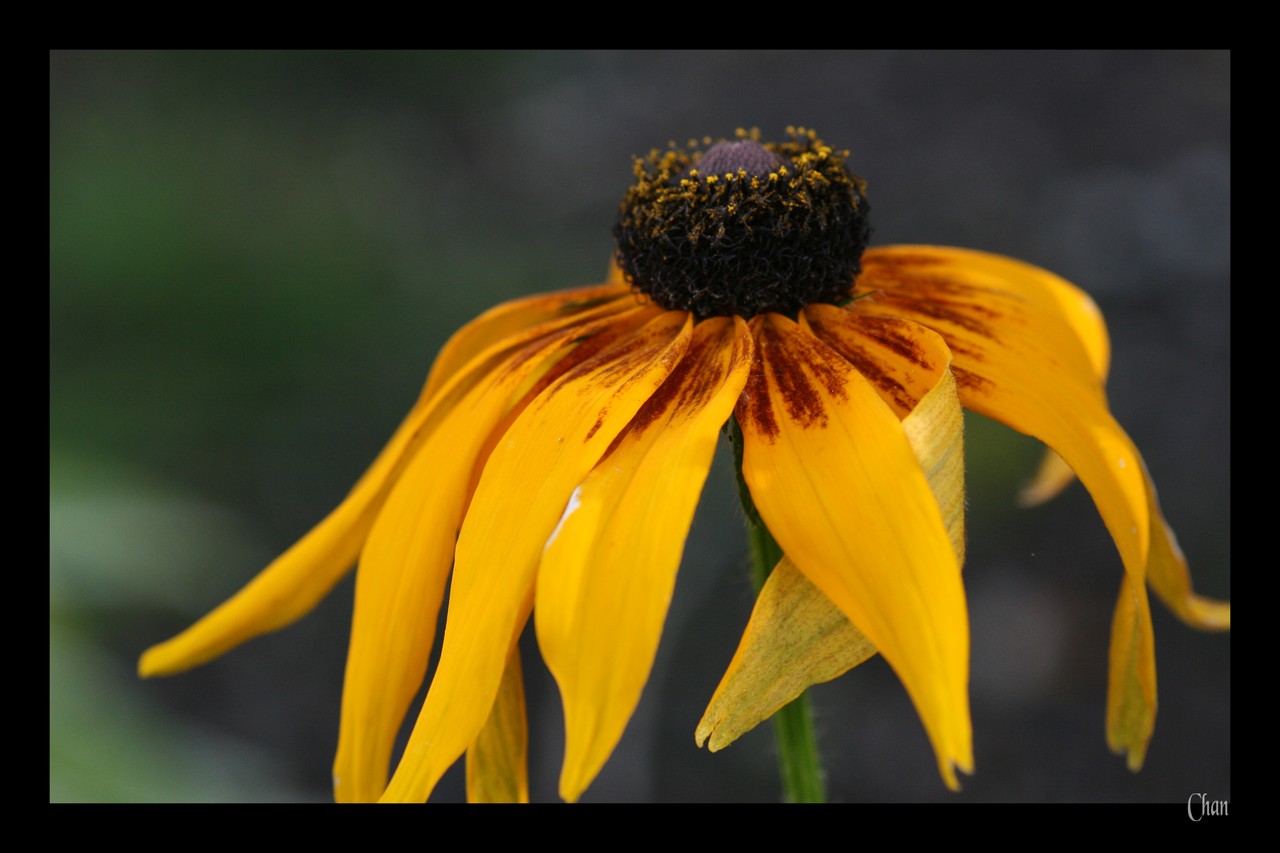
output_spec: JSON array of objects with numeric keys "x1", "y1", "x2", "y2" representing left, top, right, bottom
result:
[
  {"x1": 1108, "y1": 477, "x2": 1223, "y2": 767},
  {"x1": 136, "y1": 413, "x2": 432, "y2": 677},
  {"x1": 332, "y1": 307, "x2": 648, "y2": 803},
  {"x1": 134, "y1": 345, "x2": 499, "y2": 678},
  {"x1": 537, "y1": 316, "x2": 753, "y2": 802},
  {"x1": 735, "y1": 313, "x2": 972, "y2": 789},
  {"x1": 1017, "y1": 275, "x2": 1110, "y2": 507},
  {"x1": 420, "y1": 282, "x2": 632, "y2": 403},
  {"x1": 991, "y1": 264, "x2": 1228, "y2": 628},
  {"x1": 855, "y1": 246, "x2": 1175, "y2": 770},
  {"x1": 698, "y1": 308, "x2": 966, "y2": 754},
  {"x1": 855, "y1": 246, "x2": 1151, "y2": 592},
  {"x1": 138, "y1": 294, "x2": 642, "y2": 680},
  {"x1": 1106, "y1": 573, "x2": 1157, "y2": 770},
  {"x1": 1142, "y1": 468, "x2": 1230, "y2": 630},
  {"x1": 466, "y1": 646, "x2": 529, "y2": 803},
  {"x1": 379, "y1": 311, "x2": 693, "y2": 803}
]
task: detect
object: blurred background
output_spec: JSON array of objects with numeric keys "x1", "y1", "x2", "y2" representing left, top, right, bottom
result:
[{"x1": 50, "y1": 50, "x2": 1229, "y2": 803}]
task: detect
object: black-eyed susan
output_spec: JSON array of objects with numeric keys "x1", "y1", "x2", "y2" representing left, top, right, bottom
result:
[{"x1": 139, "y1": 128, "x2": 1229, "y2": 803}]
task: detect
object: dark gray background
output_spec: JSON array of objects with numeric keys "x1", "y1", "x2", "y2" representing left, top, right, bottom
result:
[{"x1": 50, "y1": 50, "x2": 1229, "y2": 803}]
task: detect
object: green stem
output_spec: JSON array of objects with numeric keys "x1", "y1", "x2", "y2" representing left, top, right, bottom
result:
[{"x1": 730, "y1": 417, "x2": 827, "y2": 804}]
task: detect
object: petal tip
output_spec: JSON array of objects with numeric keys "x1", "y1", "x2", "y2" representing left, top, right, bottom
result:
[
  {"x1": 940, "y1": 752, "x2": 974, "y2": 792},
  {"x1": 1105, "y1": 692, "x2": 1154, "y2": 773},
  {"x1": 707, "y1": 731, "x2": 733, "y2": 753},
  {"x1": 693, "y1": 722, "x2": 711, "y2": 750},
  {"x1": 558, "y1": 759, "x2": 593, "y2": 803},
  {"x1": 137, "y1": 633, "x2": 210, "y2": 678},
  {"x1": 1187, "y1": 596, "x2": 1231, "y2": 631},
  {"x1": 137, "y1": 643, "x2": 172, "y2": 678},
  {"x1": 1107, "y1": 735, "x2": 1150, "y2": 773},
  {"x1": 555, "y1": 748, "x2": 604, "y2": 805},
  {"x1": 693, "y1": 714, "x2": 735, "y2": 753}
]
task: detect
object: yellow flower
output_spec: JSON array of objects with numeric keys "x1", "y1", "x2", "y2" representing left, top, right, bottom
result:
[{"x1": 138, "y1": 128, "x2": 1229, "y2": 803}]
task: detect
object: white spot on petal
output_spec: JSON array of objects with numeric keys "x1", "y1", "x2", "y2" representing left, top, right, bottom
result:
[
  {"x1": 546, "y1": 485, "x2": 585, "y2": 549},
  {"x1": 1118, "y1": 457, "x2": 1127, "y2": 469}
]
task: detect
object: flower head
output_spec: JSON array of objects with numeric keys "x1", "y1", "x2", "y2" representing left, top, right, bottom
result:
[{"x1": 139, "y1": 128, "x2": 1229, "y2": 802}]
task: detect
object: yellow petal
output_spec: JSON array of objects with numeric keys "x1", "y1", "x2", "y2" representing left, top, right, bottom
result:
[
  {"x1": 807, "y1": 306, "x2": 967, "y2": 562},
  {"x1": 698, "y1": 308, "x2": 966, "y2": 754},
  {"x1": 420, "y1": 283, "x2": 632, "y2": 404},
  {"x1": 862, "y1": 245, "x2": 1111, "y2": 379},
  {"x1": 735, "y1": 313, "x2": 971, "y2": 789},
  {"x1": 136, "y1": 352, "x2": 480, "y2": 677},
  {"x1": 137, "y1": 410, "x2": 431, "y2": 677},
  {"x1": 332, "y1": 311, "x2": 627, "y2": 803},
  {"x1": 1034, "y1": 253, "x2": 1112, "y2": 381},
  {"x1": 138, "y1": 293, "x2": 642, "y2": 679},
  {"x1": 856, "y1": 246, "x2": 1224, "y2": 771},
  {"x1": 1017, "y1": 275, "x2": 1109, "y2": 507},
  {"x1": 380, "y1": 311, "x2": 693, "y2": 802},
  {"x1": 1117, "y1": 475, "x2": 1226, "y2": 766},
  {"x1": 966, "y1": 248, "x2": 1227, "y2": 627},
  {"x1": 466, "y1": 647, "x2": 529, "y2": 803},
  {"x1": 1106, "y1": 574, "x2": 1157, "y2": 770},
  {"x1": 696, "y1": 555, "x2": 877, "y2": 752},
  {"x1": 537, "y1": 316, "x2": 753, "y2": 802},
  {"x1": 856, "y1": 245, "x2": 1150, "y2": 592}
]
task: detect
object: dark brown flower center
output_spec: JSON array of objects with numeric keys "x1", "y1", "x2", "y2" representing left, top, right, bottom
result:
[{"x1": 613, "y1": 128, "x2": 871, "y2": 319}]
